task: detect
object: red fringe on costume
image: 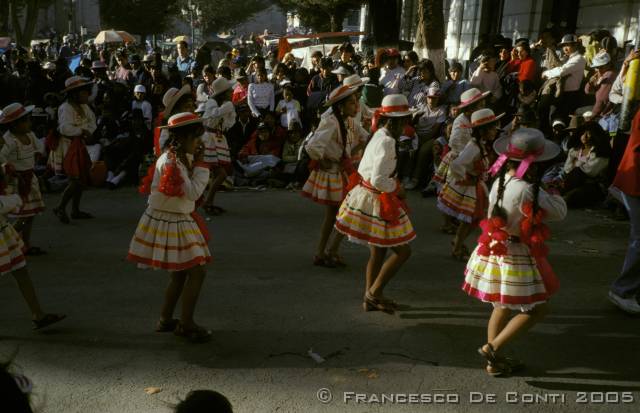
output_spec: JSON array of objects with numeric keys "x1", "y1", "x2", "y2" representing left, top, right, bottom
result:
[
  {"x1": 138, "y1": 150, "x2": 185, "y2": 197},
  {"x1": 520, "y1": 202, "x2": 558, "y2": 294}
]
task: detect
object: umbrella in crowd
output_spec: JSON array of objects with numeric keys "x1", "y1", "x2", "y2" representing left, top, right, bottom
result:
[
  {"x1": 173, "y1": 35, "x2": 190, "y2": 43},
  {"x1": 116, "y1": 31, "x2": 136, "y2": 44},
  {"x1": 94, "y1": 30, "x2": 123, "y2": 44}
]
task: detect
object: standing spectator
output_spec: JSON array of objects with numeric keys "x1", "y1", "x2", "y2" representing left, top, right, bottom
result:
[
  {"x1": 585, "y1": 52, "x2": 615, "y2": 118},
  {"x1": 114, "y1": 50, "x2": 135, "y2": 87},
  {"x1": 176, "y1": 41, "x2": 194, "y2": 79},
  {"x1": 380, "y1": 49, "x2": 405, "y2": 95},
  {"x1": 196, "y1": 64, "x2": 216, "y2": 103},
  {"x1": 276, "y1": 84, "x2": 302, "y2": 129},
  {"x1": 247, "y1": 69, "x2": 275, "y2": 118},
  {"x1": 515, "y1": 41, "x2": 537, "y2": 84},
  {"x1": 334, "y1": 42, "x2": 360, "y2": 75},
  {"x1": 470, "y1": 54, "x2": 503, "y2": 101},
  {"x1": 130, "y1": 54, "x2": 152, "y2": 95},
  {"x1": 309, "y1": 50, "x2": 323, "y2": 78},
  {"x1": 132, "y1": 85, "x2": 153, "y2": 131},
  {"x1": 232, "y1": 72, "x2": 249, "y2": 105},
  {"x1": 539, "y1": 34, "x2": 587, "y2": 134},
  {"x1": 307, "y1": 58, "x2": 339, "y2": 111}
]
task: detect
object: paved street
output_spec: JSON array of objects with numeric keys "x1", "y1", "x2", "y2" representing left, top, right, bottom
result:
[{"x1": 1, "y1": 187, "x2": 639, "y2": 412}]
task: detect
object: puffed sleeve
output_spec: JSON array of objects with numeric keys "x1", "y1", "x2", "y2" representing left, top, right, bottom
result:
[
  {"x1": 449, "y1": 141, "x2": 480, "y2": 180},
  {"x1": 370, "y1": 137, "x2": 398, "y2": 193},
  {"x1": 58, "y1": 104, "x2": 83, "y2": 136},
  {"x1": 0, "y1": 194, "x2": 23, "y2": 214},
  {"x1": 521, "y1": 185, "x2": 567, "y2": 222},
  {"x1": 0, "y1": 136, "x2": 16, "y2": 164},
  {"x1": 304, "y1": 116, "x2": 337, "y2": 160},
  {"x1": 179, "y1": 162, "x2": 210, "y2": 201}
]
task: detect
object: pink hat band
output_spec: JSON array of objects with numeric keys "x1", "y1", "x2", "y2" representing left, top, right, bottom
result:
[{"x1": 489, "y1": 143, "x2": 545, "y2": 178}]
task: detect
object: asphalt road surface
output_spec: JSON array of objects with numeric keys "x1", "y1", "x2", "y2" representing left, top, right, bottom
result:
[{"x1": 1, "y1": 187, "x2": 638, "y2": 413}]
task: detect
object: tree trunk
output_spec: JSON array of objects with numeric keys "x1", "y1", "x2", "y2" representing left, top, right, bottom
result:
[
  {"x1": 0, "y1": 0, "x2": 9, "y2": 36},
  {"x1": 414, "y1": 0, "x2": 446, "y2": 81},
  {"x1": 10, "y1": 0, "x2": 25, "y2": 46},
  {"x1": 9, "y1": 0, "x2": 41, "y2": 47}
]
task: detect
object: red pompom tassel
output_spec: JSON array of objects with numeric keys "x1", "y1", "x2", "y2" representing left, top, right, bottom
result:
[
  {"x1": 478, "y1": 233, "x2": 492, "y2": 244},
  {"x1": 380, "y1": 192, "x2": 402, "y2": 224},
  {"x1": 346, "y1": 172, "x2": 360, "y2": 193},
  {"x1": 491, "y1": 243, "x2": 508, "y2": 256},
  {"x1": 493, "y1": 230, "x2": 509, "y2": 242},
  {"x1": 158, "y1": 151, "x2": 185, "y2": 197},
  {"x1": 477, "y1": 244, "x2": 491, "y2": 256},
  {"x1": 138, "y1": 162, "x2": 156, "y2": 195}
]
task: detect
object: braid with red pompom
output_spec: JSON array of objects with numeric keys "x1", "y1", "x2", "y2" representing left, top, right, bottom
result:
[
  {"x1": 520, "y1": 200, "x2": 551, "y2": 259},
  {"x1": 477, "y1": 216, "x2": 508, "y2": 256},
  {"x1": 158, "y1": 147, "x2": 185, "y2": 197}
]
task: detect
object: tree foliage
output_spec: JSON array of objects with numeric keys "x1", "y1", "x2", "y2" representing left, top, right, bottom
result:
[
  {"x1": 100, "y1": 0, "x2": 177, "y2": 40},
  {"x1": 274, "y1": 0, "x2": 363, "y2": 32},
  {"x1": 184, "y1": 0, "x2": 272, "y2": 33}
]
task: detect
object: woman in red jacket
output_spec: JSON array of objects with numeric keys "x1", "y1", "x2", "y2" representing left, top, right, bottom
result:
[{"x1": 516, "y1": 42, "x2": 537, "y2": 83}]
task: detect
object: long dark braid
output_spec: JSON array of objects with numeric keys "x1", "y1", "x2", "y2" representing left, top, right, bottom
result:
[
  {"x1": 491, "y1": 164, "x2": 508, "y2": 220},
  {"x1": 332, "y1": 102, "x2": 349, "y2": 157}
]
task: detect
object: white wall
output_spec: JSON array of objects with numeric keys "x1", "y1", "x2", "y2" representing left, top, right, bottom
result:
[
  {"x1": 445, "y1": 0, "x2": 484, "y2": 61},
  {"x1": 577, "y1": 0, "x2": 640, "y2": 45}
]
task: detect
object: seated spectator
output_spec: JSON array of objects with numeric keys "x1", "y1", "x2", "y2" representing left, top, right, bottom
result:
[
  {"x1": 227, "y1": 103, "x2": 257, "y2": 159},
  {"x1": 276, "y1": 85, "x2": 302, "y2": 129},
  {"x1": 561, "y1": 122, "x2": 611, "y2": 208},
  {"x1": 515, "y1": 41, "x2": 537, "y2": 84},
  {"x1": 517, "y1": 79, "x2": 537, "y2": 110},
  {"x1": 232, "y1": 72, "x2": 249, "y2": 105},
  {"x1": 196, "y1": 64, "x2": 216, "y2": 103},
  {"x1": 103, "y1": 109, "x2": 147, "y2": 189},
  {"x1": 237, "y1": 121, "x2": 284, "y2": 183},
  {"x1": 307, "y1": 58, "x2": 339, "y2": 111},
  {"x1": 175, "y1": 390, "x2": 233, "y2": 413},
  {"x1": 585, "y1": 52, "x2": 616, "y2": 118},
  {"x1": 404, "y1": 59, "x2": 440, "y2": 107},
  {"x1": 131, "y1": 85, "x2": 152, "y2": 131},
  {"x1": 470, "y1": 53, "x2": 502, "y2": 102},
  {"x1": 247, "y1": 69, "x2": 275, "y2": 118},
  {"x1": 281, "y1": 121, "x2": 305, "y2": 187},
  {"x1": 360, "y1": 67, "x2": 383, "y2": 114},
  {"x1": 441, "y1": 62, "x2": 470, "y2": 106}
]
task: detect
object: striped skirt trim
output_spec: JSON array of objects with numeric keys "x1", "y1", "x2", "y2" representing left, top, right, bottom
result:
[
  {"x1": 0, "y1": 223, "x2": 26, "y2": 275},
  {"x1": 9, "y1": 174, "x2": 45, "y2": 218},
  {"x1": 301, "y1": 169, "x2": 346, "y2": 205}
]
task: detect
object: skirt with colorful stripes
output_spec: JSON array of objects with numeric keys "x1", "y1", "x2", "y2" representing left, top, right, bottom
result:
[
  {"x1": 127, "y1": 207, "x2": 211, "y2": 271},
  {"x1": 8, "y1": 172, "x2": 45, "y2": 218},
  {"x1": 301, "y1": 168, "x2": 347, "y2": 206},
  {"x1": 437, "y1": 178, "x2": 487, "y2": 223},
  {"x1": 462, "y1": 242, "x2": 554, "y2": 312},
  {"x1": 335, "y1": 184, "x2": 416, "y2": 247},
  {"x1": 432, "y1": 150, "x2": 454, "y2": 185},
  {"x1": 0, "y1": 222, "x2": 26, "y2": 275}
]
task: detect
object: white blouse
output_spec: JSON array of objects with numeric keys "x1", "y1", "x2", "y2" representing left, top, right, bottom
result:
[
  {"x1": 449, "y1": 113, "x2": 472, "y2": 155},
  {"x1": 357, "y1": 128, "x2": 398, "y2": 193},
  {"x1": 305, "y1": 114, "x2": 363, "y2": 166},
  {"x1": 58, "y1": 102, "x2": 97, "y2": 138},
  {"x1": 247, "y1": 82, "x2": 275, "y2": 117},
  {"x1": 147, "y1": 152, "x2": 210, "y2": 214},
  {"x1": 563, "y1": 147, "x2": 609, "y2": 178},
  {"x1": 0, "y1": 131, "x2": 45, "y2": 171},
  {"x1": 488, "y1": 176, "x2": 567, "y2": 236}
]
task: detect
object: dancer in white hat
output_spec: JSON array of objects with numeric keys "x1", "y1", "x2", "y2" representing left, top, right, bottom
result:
[
  {"x1": 335, "y1": 94, "x2": 416, "y2": 314},
  {"x1": 463, "y1": 128, "x2": 566, "y2": 376}
]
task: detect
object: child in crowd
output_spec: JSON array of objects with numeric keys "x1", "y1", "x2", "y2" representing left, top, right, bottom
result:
[
  {"x1": 470, "y1": 54, "x2": 503, "y2": 102},
  {"x1": 276, "y1": 85, "x2": 302, "y2": 129},
  {"x1": 0, "y1": 103, "x2": 46, "y2": 255},
  {"x1": 128, "y1": 113, "x2": 212, "y2": 343},
  {"x1": 236, "y1": 122, "x2": 283, "y2": 183},
  {"x1": 464, "y1": 128, "x2": 565, "y2": 376},
  {"x1": 281, "y1": 121, "x2": 304, "y2": 188},
  {"x1": 438, "y1": 108, "x2": 503, "y2": 261},
  {"x1": 397, "y1": 123, "x2": 419, "y2": 182},
  {"x1": 517, "y1": 80, "x2": 537, "y2": 110},
  {"x1": 131, "y1": 84, "x2": 153, "y2": 131}
]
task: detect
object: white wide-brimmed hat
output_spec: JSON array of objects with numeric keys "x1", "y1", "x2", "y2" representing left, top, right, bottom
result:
[
  {"x1": 469, "y1": 108, "x2": 504, "y2": 128},
  {"x1": 558, "y1": 34, "x2": 579, "y2": 47},
  {"x1": 457, "y1": 87, "x2": 490, "y2": 110},
  {"x1": 62, "y1": 76, "x2": 94, "y2": 93},
  {"x1": 324, "y1": 84, "x2": 358, "y2": 107},
  {"x1": 0, "y1": 103, "x2": 35, "y2": 124},
  {"x1": 591, "y1": 52, "x2": 611, "y2": 68},
  {"x1": 159, "y1": 112, "x2": 203, "y2": 129},
  {"x1": 331, "y1": 65, "x2": 351, "y2": 76},
  {"x1": 378, "y1": 94, "x2": 414, "y2": 117},
  {"x1": 162, "y1": 85, "x2": 192, "y2": 116},
  {"x1": 211, "y1": 77, "x2": 236, "y2": 97},
  {"x1": 343, "y1": 74, "x2": 369, "y2": 88},
  {"x1": 490, "y1": 128, "x2": 561, "y2": 178}
]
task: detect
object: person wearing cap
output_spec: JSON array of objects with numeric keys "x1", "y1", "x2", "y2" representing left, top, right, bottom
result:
[
  {"x1": 403, "y1": 59, "x2": 440, "y2": 108},
  {"x1": 334, "y1": 94, "x2": 416, "y2": 314},
  {"x1": 130, "y1": 54, "x2": 152, "y2": 96},
  {"x1": 585, "y1": 52, "x2": 616, "y2": 118},
  {"x1": 438, "y1": 108, "x2": 504, "y2": 260},
  {"x1": 540, "y1": 34, "x2": 587, "y2": 134},
  {"x1": 247, "y1": 68, "x2": 275, "y2": 118},
  {"x1": 302, "y1": 84, "x2": 365, "y2": 267},
  {"x1": 128, "y1": 112, "x2": 213, "y2": 343},
  {"x1": 0, "y1": 103, "x2": 46, "y2": 255},
  {"x1": 379, "y1": 48, "x2": 406, "y2": 96},
  {"x1": 470, "y1": 53, "x2": 503, "y2": 102},
  {"x1": 51, "y1": 76, "x2": 96, "y2": 224},
  {"x1": 407, "y1": 86, "x2": 447, "y2": 190},
  {"x1": 463, "y1": 127, "x2": 566, "y2": 377},
  {"x1": 132, "y1": 84, "x2": 153, "y2": 131}
]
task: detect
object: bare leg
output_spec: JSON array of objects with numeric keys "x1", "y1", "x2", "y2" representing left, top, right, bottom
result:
[
  {"x1": 57, "y1": 178, "x2": 79, "y2": 211},
  {"x1": 204, "y1": 168, "x2": 227, "y2": 207},
  {"x1": 15, "y1": 217, "x2": 34, "y2": 248},
  {"x1": 71, "y1": 185, "x2": 84, "y2": 214},
  {"x1": 453, "y1": 222, "x2": 473, "y2": 254},
  {"x1": 489, "y1": 303, "x2": 550, "y2": 353},
  {"x1": 487, "y1": 306, "x2": 511, "y2": 343},
  {"x1": 160, "y1": 271, "x2": 187, "y2": 321},
  {"x1": 12, "y1": 267, "x2": 45, "y2": 320},
  {"x1": 326, "y1": 231, "x2": 345, "y2": 256},
  {"x1": 180, "y1": 265, "x2": 206, "y2": 329},
  {"x1": 315, "y1": 205, "x2": 339, "y2": 257},
  {"x1": 366, "y1": 246, "x2": 387, "y2": 293},
  {"x1": 369, "y1": 244, "x2": 411, "y2": 298}
]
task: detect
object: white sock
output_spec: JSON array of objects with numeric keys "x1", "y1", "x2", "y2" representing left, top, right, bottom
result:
[
  {"x1": 107, "y1": 171, "x2": 114, "y2": 181},
  {"x1": 111, "y1": 171, "x2": 126, "y2": 185}
]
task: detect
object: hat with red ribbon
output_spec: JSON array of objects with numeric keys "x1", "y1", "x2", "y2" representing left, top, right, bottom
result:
[
  {"x1": 159, "y1": 112, "x2": 203, "y2": 129},
  {"x1": 62, "y1": 76, "x2": 94, "y2": 93},
  {"x1": 489, "y1": 128, "x2": 561, "y2": 178},
  {"x1": 467, "y1": 108, "x2": 504, "y2": 128},
  {"x1": 371, "y1": 94, "x2": 415, "y2": 132},
  {"x1": 324, "y1": 84, "x2": 358, "y2": 107},
  {"x1": 457, "y1": 87, "x2": 491, "y2": 110},
  {"x1": 0, "y1": 103, "x2": 35, "y2": 125}
]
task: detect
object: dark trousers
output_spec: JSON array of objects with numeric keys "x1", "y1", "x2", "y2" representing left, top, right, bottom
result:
[{"x1": 538, "y1": 90, "x2": 583, "y2": 135}]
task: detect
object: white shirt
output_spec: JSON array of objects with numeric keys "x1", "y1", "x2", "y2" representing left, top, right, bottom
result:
[
  {"x1": 58, "y1": 102, "x2": 97, "y2": 137},
  {"x1": 357, "y1": 127, "x2": 398, "y2": 193},
  {"x1": 470, "y1": 68, "x2": 503, "y2": 99},
  {"x1": 449, "y1": 113, "x2": 472, "y2": 155},
  {"x1": 0, "y1": 131, "x2": 45, "y2": 171},
  {"x1": 380, "y1": 66, "x2": 406, "y2": 95},
  {"x1": 542, "y1": 51, "x2": 586, "y2": 92},
  {"x1": 147, "y1": 152, "x2": 210, "y2": 214},
  {"x1": 247, "y1": 82, "x2": 275, "y2": 117},
  {"x1": 132, "y1": 99, "x2": 153, "y2": 130}
]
